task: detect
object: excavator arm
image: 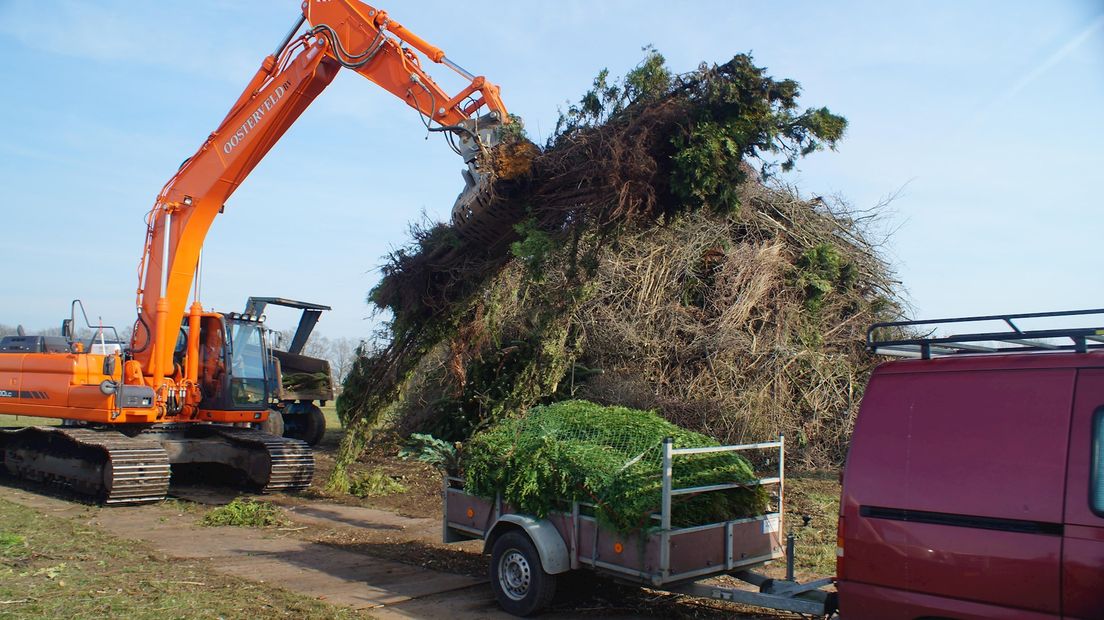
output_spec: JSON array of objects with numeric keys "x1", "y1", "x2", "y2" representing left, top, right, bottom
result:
[
  {"x1": 304, "y1": 2, "x2": 507, "y2": 125},
  {"x1": 132, "y1": 1, "x2": 509, "y2": 402}
]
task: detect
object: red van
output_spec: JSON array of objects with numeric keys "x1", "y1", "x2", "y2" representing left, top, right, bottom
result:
[{"x1": 837, "y1": 309, "x2": 1104, "y2": 619}]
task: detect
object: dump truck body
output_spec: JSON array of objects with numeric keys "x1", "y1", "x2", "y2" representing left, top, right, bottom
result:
[{"x1": 272, "y1": 350, "x2": 334, "y2": 403}]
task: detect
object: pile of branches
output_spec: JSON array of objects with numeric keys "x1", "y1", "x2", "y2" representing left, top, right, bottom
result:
[
  {"x1": 571, "y1": 185, "x2": 898, "y2": 466},
  {"x1": 370, "y1": 52, "x2": 845, "y2": 333},
  {"x1": 330, "y1": 50, "x2": 892, "y2": 490},
  {"x1": 387, "y1": 182, "x2": 899, "y2": 468}
]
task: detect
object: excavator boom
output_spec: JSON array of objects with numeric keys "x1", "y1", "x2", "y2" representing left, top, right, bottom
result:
[{"x1": 134, "y1": 0, "x2": 509, "y2": 390}]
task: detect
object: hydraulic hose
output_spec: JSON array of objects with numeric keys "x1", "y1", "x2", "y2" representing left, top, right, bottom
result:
[{"x1": 131, "y1": 314, "x2": 152, "y2": 354}]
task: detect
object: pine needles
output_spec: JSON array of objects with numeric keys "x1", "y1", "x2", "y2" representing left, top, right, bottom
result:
[
  {"x1": 201, "y1": 498, "x2": 288, "y2": 528},
  {"x1": 281, "y1": 372, "x2": 330, "y2": 392},
  {"x1": 464, "y1": 400, "x2": 769, "y2": 533}
]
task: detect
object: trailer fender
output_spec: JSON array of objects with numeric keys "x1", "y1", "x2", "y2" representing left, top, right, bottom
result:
[{"x1": 485, "y1": 515, "x2": 571, "y2": 575}]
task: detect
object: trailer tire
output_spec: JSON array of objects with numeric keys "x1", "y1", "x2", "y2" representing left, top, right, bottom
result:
[
  {"x1": 282, "y1": 403, "x2": 327, "y2": 446},
  {"x1": 490, "y1": 530, "x2": 556, "y2": 616},
  {"x1": 299, "y1": 404, "x2": 326, "y2": 446}
]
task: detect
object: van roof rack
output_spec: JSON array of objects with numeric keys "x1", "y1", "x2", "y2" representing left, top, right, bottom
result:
[{"x1": 868, "y1": 308, "x2": 1104, "y2": 359}]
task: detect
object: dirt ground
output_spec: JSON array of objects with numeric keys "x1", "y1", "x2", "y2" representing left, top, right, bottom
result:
[{"x1": 0, "y1": 416, "x2": 837, "y2": 619}]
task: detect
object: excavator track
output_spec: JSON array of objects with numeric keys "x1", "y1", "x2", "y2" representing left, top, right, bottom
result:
[
  {"x1": 212, "y1": 427, "x2": 314, "y2": 493},
  {"x1": 0, "y1": 426, "x2": 171, "y2": 505},
  {"x1": 144, "y1": 424, "x2": 314, "y2": 494},
  {"x1": 0, "y1": 425, "x2": 313, "y2": 505}
]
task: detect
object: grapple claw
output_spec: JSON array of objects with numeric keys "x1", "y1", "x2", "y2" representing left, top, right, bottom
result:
[{"x1": 450, "y1": 115, "x2": 538, "y2": 245}]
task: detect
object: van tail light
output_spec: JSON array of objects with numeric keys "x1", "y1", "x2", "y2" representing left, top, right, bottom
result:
[{"x1": 836, "y1": 514, "x2": 845, "y2": 577}]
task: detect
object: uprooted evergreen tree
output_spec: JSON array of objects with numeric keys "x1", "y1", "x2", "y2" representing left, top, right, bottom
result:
[
  {"x1": 328, "y1": 49, "x2": 899, "y2": 492},
  {"x1": 464, "y1": 400, "x2": 769, "y2": 532}
]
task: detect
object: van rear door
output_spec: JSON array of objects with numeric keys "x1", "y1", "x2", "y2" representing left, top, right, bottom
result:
[
  {"x1": 1062, "y1": 368, "x2": 1104, "y2": 619},
  {"x1": 899, "y1": 367, "x2": 1071, "y2": 616},
  {"x1": 842, "y1": 364, "x2": 1073, "y2": 618}
]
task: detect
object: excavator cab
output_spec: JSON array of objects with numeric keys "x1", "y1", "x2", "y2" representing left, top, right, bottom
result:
[
  {"x1": 225, "y1": 317, "x2": 269, "y2": 408},
  {"x1": 190, "y1": 313, "x2": 272, "y2": 413}
]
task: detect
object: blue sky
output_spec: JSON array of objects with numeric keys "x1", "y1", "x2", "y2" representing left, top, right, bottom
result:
[{"x1": 0, "y1": 1, "x2": 1101, "y2": 339}]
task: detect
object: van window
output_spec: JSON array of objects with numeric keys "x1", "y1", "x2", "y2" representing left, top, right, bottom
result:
[{"x1": 1094, "y1": 410, "x2": 1104, "y2": 515}]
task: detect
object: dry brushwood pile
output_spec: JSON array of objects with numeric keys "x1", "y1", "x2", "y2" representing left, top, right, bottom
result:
[
  {"x1": 464, "y1": 400, "x2": 769, "y2": 533},
  {"x1": 328, "y1": 50, "x2": 901, "y2": 490}
]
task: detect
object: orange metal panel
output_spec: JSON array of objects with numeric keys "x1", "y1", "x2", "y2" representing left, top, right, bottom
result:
[
  {"x1": 67, "y1": 385, "x2": 112, "y2": 411},
  {"x1": 197, "y1": 409, "x2": 268, "y2": 423},
  {"x1": 0, "y1": 400, "x2": 157, "y2": 424},
  {"x1": 18, "y1": 354, "x2": 76, "y2": 408},
  {"x1": 0, "y1": 354, "x2": 22, "y2": 399}
]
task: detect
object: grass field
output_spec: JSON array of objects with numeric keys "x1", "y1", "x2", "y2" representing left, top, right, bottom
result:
[
  {"x1": 0, "y1": 415, "x2": 58, "y2": 428},
  {"x1": 783, "y1": 474, "x2": 841, "y2": 577},
  {"x1": 320, "y1": 403, "x2": 341, "y2": 435},
  {"x1": 0, "y1": 498, "x2": 366, "y2": 620}
]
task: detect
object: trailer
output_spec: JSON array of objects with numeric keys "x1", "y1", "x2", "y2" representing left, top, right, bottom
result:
[
  {"x1": 245, "y1": 297, "x2": 333, "y2": 446},
  {"x1": 443, "y1": 437, "x2": 837, "y2": 617}
]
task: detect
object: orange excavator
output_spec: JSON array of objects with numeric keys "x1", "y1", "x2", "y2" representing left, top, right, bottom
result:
[{"x1": 0, "y1": 1, "x2": 511, "y2": 504}]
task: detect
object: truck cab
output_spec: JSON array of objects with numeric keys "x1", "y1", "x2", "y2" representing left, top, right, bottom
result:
[{"x1": 837, "y1": 309, "x2": 1104, "y2": 619}]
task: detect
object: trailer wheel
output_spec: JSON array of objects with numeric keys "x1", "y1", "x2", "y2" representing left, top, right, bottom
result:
[
  {"x1": 298, "y1": 404, "x2": 326, "y2": 446},
  {"x1": 490, "y1": 530, "x2": 556, "y2": 616},
  {"x1": 281, "y1": 403, "x2": 326, "y2": 446}
]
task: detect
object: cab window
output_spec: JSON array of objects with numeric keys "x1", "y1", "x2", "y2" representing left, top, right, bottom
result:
[{"x1": 228, "y1": 322, "x2": 267, "y2": 407}]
